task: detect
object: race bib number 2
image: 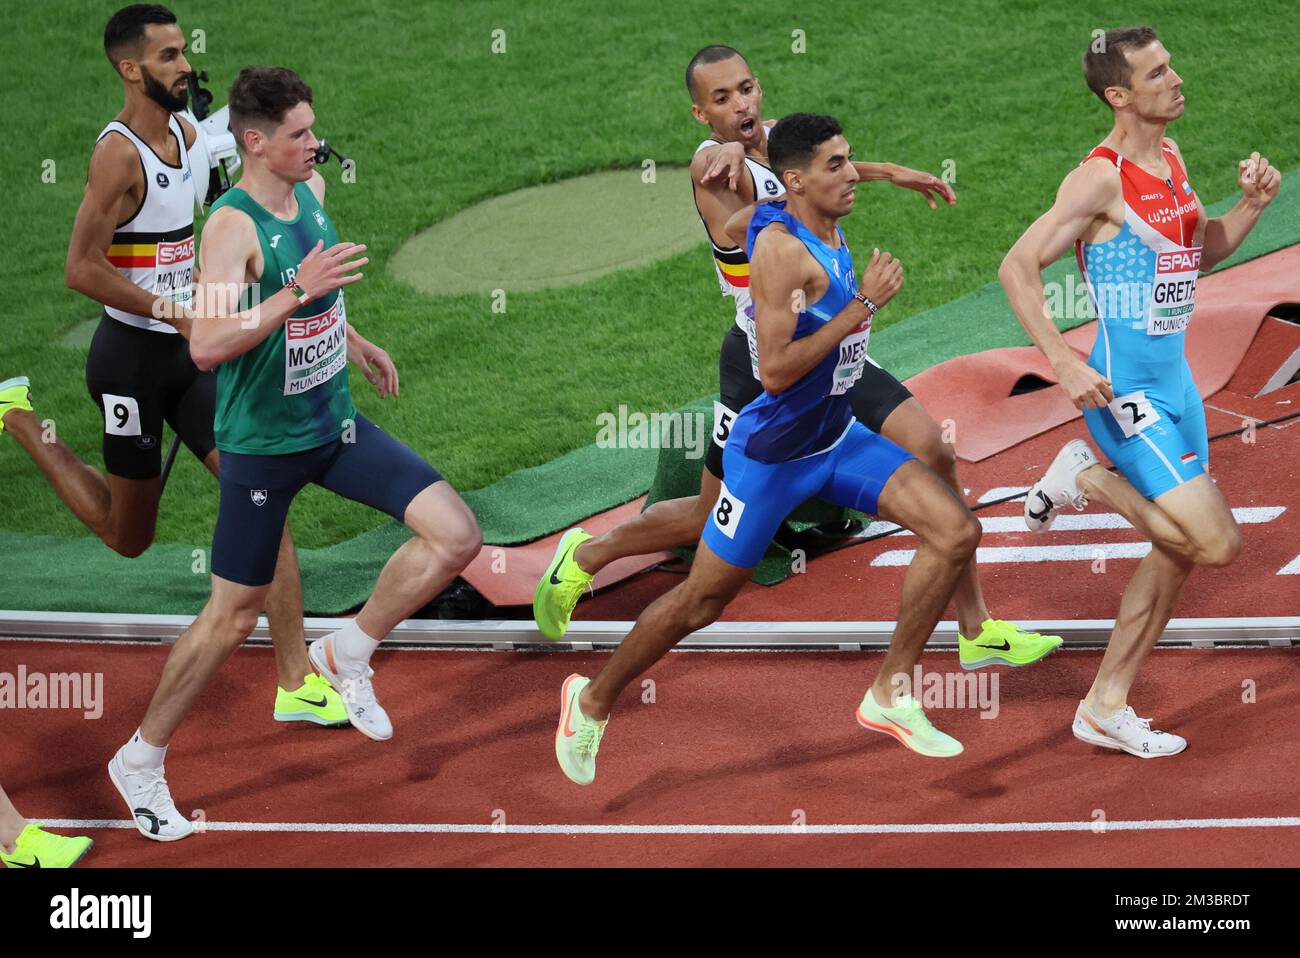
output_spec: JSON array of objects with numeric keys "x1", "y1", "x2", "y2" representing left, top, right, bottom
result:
[{"x1": 1108, "y1": 390, "x2": 1162, "y2": 438}]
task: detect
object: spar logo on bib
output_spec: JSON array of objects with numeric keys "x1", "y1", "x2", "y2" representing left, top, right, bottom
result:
[
  {"x1": 284, "y1": 298, "x2": 348, "y2": 396},
  {"x1": 1148, "y1": 247, "x2": 1200, "y2": 336},
  {"x1": 155, "y1": 235, "x2": 195, "y2": 305}
]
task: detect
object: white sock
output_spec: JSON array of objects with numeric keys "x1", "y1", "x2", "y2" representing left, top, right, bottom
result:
[
  {"x1": 332, "y1": 619, "x2": 380, "y2": 672},
  {"x1": 122, "y1": 729, "x2": 167, "y2": 770}
]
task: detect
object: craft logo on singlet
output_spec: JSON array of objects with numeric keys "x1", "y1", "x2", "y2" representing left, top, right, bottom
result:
[
  {"x1": 154, "y1": 235, "x2": 194, "y2": 305},
  {"x1": 1148, "y1": 248, "x2": 1200, "y2": 335},
  {"x1": 284, "y1": 298, "x2": 348, "y2": 395}
]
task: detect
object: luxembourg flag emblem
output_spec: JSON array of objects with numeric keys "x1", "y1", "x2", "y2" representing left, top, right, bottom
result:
[
  {"x1": 1180, "y1": 451, "x2": 1196, "y2": 464},
  {"x1": 1182, "y1": 179, "x2": 1192, "y2": 195}
]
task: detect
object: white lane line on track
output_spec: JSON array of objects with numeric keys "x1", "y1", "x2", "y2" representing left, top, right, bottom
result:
[
  {"x1": 36, "y1": 816, "x2": 1300, "y2": 835},
  {"x1": 1280, "y1": 554, "x2": 1300, "y2": 575},
  {"x1": 874, "y1": 543, "x2": 1154, "y2": 566},
  {"x1": 866, "y1": 506, "x2": 1285, "y2": 539}
]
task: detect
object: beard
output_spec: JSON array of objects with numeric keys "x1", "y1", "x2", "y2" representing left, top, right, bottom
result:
[{"x1": 140, "y1": 64, "x2": 189, "y2": 113}]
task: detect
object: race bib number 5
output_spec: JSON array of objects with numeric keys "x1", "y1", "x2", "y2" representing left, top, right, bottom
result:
[
  {"x1": 1108, "y1": 390, "x2": 1162, "y2": 438},
  {"x1": 711, "y1": 481, "x2": 747, "y2": 539},
  {"x1": 712, "y1": 401, "x2": 737, "y2": 449},
  {"x1": 1147, "y1": 248, "x2": 1200, "y2": 336}
]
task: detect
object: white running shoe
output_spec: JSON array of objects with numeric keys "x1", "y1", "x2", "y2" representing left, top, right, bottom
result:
[
  {"x1": 108, "y1": 750, "x2": 194, "y2": 842},
  {"x1": 1024, "y1": 439, "x2": 1098, "y2": 531},
  {"x1": 1072, "y1": 701, "x2": 1187, "y2": 759},
  {"x1": 309, "y1": 635, "x2": 393, "y2": 741}
]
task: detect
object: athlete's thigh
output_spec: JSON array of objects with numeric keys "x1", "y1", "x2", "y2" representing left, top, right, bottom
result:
[
  {"x1": 84, "y1": 316, "x2": 168, "y2": 482},
  {"x1": 818, "y1": 421, "x2": 915, "y2": 517},
  {"x1": 700, "y1": 446, "x2": 825, "y2": 569},
  {"x1": 706, "y1": 325, "x2": 762, "y2": 480},
  {"x1": 162, "y1": 362, "x2": 218, "y2": 466},
  {"x1": 876, "y1": 396, "x2": 947, "y2": 463},
  {"x1": 849, "y1": 359, "x2": 914, "y2": 433},
  {"x1": 872, "y1": 457, "x2": 973, "y2": 544},
  {"x1": 315, "y1": 414, "x2": 446, "y2": 526},
  {"x1": 402, "y1": 480, "x2": 480, "y2": 550},
  {"x1": 1084, "y1": 387, "x2": 1203, "y2": 501},
  {"x1": 680, "y1": 538, "x2": 760, "y2": 606},
  {"x1": 1151, "y1": 473, "x2": 1237, "y2": 549},
  {"x1": 212, "y1": 449, "x2": 314, "y2": 588}
]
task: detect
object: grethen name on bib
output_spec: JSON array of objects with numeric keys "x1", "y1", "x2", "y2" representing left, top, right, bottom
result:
[
  {"x1": 1148, "y1": 247, "x2": 1200, "y2": 336},
  {"x1": 284, "y1": 298, "x2": 348, "y2": 396}
]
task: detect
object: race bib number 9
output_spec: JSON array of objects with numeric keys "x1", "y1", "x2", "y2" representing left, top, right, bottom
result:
[
  {"x1": 1108, "y1": 390, "x2": 1162, "y2": 438},
  {"x1": 154, "y1": 235, "x2": 195, "y2": 307},
  {"x1": 284, "y1": 297, "x2": 348, "y2": 396},
  {"x1": 830, "y1": 324, "x2": 871, "y2": 396},
  {"x1": 1147, "y1": 248, "x2": 1200, "y2": 336}
]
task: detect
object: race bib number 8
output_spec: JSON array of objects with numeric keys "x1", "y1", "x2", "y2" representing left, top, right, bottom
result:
[
  {"x1": 1108, "y1": 390, "x2": 1162, "y2": 438},
  {"x1": 712, "y1": 481, "x2": 746, "y2": 539}
]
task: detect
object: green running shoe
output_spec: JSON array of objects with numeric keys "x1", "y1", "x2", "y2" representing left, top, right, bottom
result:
[
  {"x1": 958, "y1": 619, "x2": 1064, "y2": 670},
  {"x1": 555, "y1": 674, "x2": 607, "y2": 785},
  {"x1": 0, "y1": 376, "x2": 33, "y2": 436},
  {"x1": 273, "y1": 672, "x2": 349, "y2": 726},
  {"x1": 533, "y1": 528, "x2": 594, "y2": 640},
  {"x1": 1, "y1": 824, "x2": 93, "y2": 868},
  {"x1": 855, "y1": 689, "x2": 964, "y2": 757}
]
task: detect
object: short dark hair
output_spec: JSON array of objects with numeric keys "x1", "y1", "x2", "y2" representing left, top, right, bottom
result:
[
  {"x1": 228, "y1": 66, "x2": 314, "y2": 144},
  {"x1": 104, "y1": 4, "x2": 177, "y2": 76},
  {"x1": 685, "y1": 44, "x2": 745, "y2": 101},
  {"x1": 767, "y1": 113, "x2": 844, "y2": 176},
  {"x1": 1083, "y1": 26, "x2": 1160, "y2": 107}
]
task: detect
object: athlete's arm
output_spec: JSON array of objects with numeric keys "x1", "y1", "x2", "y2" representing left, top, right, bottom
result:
[
  {"x1": 691, "y1": 143, "x2": 758, "y2": 200},
  {"x1": 998, "y1": 160, "x2": 1117, "y2": 410},
  {"x1": 65, "y1": 134, "x2": 176, "y2": 324},
  {"x1": 720, "y1": 199, "x2": 783, "y2": 247},
  {"x1": 187, "y1": 208, "x2": 367, "y2": 371},
  {"x1": 853, "y1": 162, "x2": 957, "y2": 209},
  {"x1": 346, "y1": 326, "x2": 398, "y2": 398},
  {"x1": 1166, "y1": 139, "x2": 1280, "y2": 272},
  {"x1": 751, "y1": 229, "x2": 901, "y2": 394}
]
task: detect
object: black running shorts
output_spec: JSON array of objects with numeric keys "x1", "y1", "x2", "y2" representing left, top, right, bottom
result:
[{"x1": 83, "y1": 314, "x2": 217, "y2": 480}]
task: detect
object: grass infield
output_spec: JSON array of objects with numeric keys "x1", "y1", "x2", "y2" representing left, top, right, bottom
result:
[{"x1": 1, "y1": 0, "x2": 1296, "y2": 554}]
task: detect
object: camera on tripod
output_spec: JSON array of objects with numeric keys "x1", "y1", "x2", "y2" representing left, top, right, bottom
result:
[{"x1": 179, "y1": 70, "x2": 351, "y2": 213}]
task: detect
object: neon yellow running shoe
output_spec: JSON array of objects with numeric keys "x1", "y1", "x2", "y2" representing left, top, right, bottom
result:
[
  {"x1": 555, "y1": 674, "x2": 607, "y2": 785},
  {"x1": 1, "y1": 824, "x2": 93, "y2": 868},
  {"x1": 0, "y1": 376, "x2": 33, "y2": 436},
  {"x1": 958, "y1": 619, "x2": 1064, "y2": 670},
  {"x1": 855, "y1": 689, "x2": 964, "y2": 757},
  {"x1": 273, "y1": 672, "x2": 349, "y2": 726},
  {"x1": 533, "y1": 528, "x2": 594, "y2": 640}
]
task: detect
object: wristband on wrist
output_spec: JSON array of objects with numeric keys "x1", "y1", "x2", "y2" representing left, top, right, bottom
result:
[
  {"x1": 286, "y1": 278, "x2": 311, "y2": 305},
  {"x1": 853, "y1": 291, "x2": 879, "y2": 316}
]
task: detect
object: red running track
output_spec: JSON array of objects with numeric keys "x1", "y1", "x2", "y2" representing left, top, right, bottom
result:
[
  {"x1": 580, "y1": 386, "x2": 1300, "y2": 623},
  {"x1": 3, "y1": 640, "x2": 1297, "y2": 867}
]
